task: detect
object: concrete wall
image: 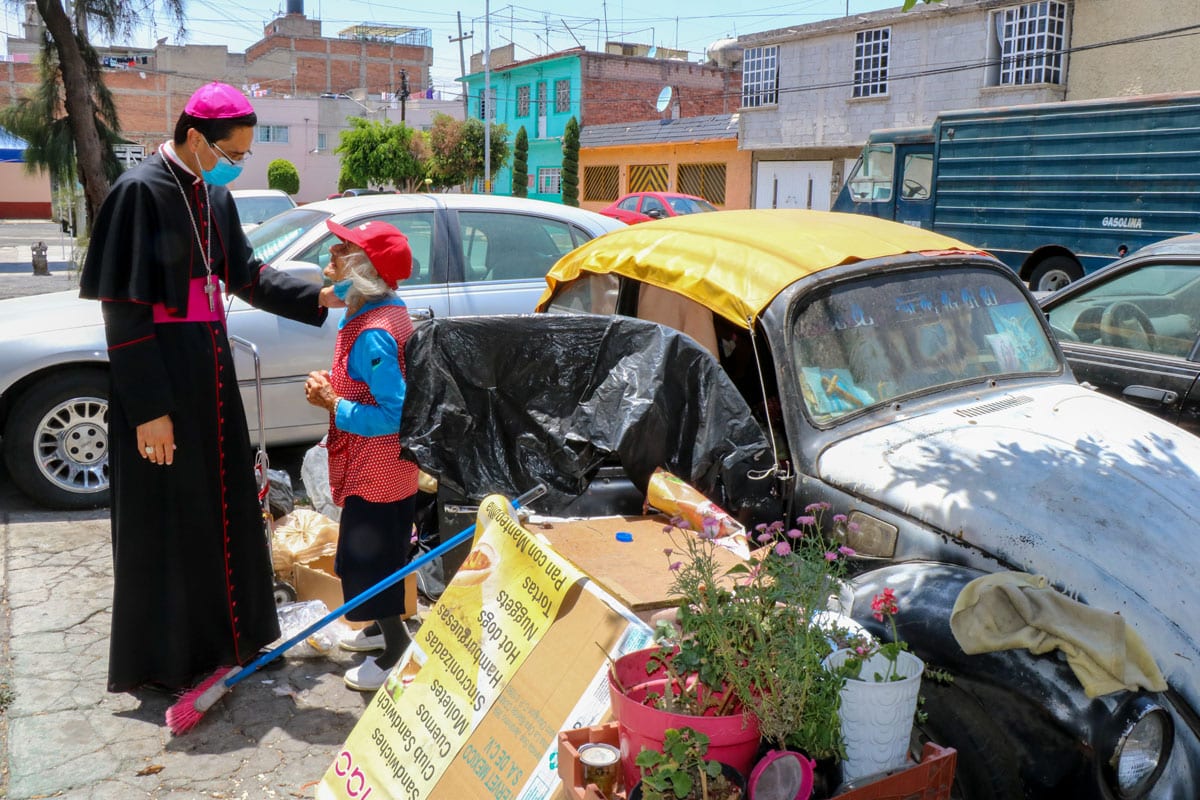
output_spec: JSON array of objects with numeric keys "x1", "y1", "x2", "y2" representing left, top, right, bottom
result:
[
  {"x1": 0, "y1": 163, "x2": 51, "y2": 219},
  {"x1": 579, "y1": 139, "x2": 751, "y2": 211},
  {"x1": 739, "y1": 0, "x2": 1065, "y2": 153},
  {"x1": 1066, "y1": 0, "x2": 1200, "y2": 99}
]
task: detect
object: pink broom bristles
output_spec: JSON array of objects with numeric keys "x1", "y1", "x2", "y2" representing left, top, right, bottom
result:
[{"x1": 165, "y1": 666, "x2": 238, "y2": 735}]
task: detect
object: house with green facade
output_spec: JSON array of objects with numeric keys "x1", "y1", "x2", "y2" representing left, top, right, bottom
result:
[{"x1": 461, "y1": 45, "x2": 740, "y2": 203}]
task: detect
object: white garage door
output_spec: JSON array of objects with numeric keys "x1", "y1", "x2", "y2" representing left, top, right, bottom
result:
[{"x1": 754, "y1": 161, "x2": 834, "y2": 210}]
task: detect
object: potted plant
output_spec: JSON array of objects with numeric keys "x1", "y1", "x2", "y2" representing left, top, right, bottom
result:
[
  {"x1": 618, "y1": 502, "x2": 860, "y2": 795},
  {"x1": 631, "y1": 727, "x2": 745, "y2": 800},
  {"x1": 823, "y1": 587, "x2": 924, "y2": 782}
]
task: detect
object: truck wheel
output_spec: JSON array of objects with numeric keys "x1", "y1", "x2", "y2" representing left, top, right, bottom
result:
[
  {"x1": 914, "y1": 682, "x2": 1024, "y2": 800},
  {"x1": 1028, "y1": 256, "x2": 1082, "y2": 292},
  {"x1": 2, "y1": 370, "x2": 111, "y2": 509}
]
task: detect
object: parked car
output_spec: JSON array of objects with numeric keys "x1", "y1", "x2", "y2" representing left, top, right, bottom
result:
[
  {"x1": 1039, "y1": 233, "x2": 1200, "y2": 436},
  {"x1": 403, "y1": 210, "x2": 1200, "y2": 800},
  {"x1": 0, "y1": 194, "x2": 623, "y2": 509},
  {"x1": 230, "y1": 188, "x2": 297, "y2": 232},
  {"x1": 598, "y1": 191, "x2": 717, "y2": 225}
]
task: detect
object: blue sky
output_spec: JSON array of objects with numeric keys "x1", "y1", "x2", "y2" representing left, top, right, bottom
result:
[{"x1": 2, "y1": 0, "x2": 901, "y2": 95}]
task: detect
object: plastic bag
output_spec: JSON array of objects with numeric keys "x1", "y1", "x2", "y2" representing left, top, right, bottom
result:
[
  {"x1": 270, "y1": 508, "x2": 340, "y2": 580},
  {"x1": 645, "y1": 467, "x2": 750, "y2": 559},
  {"x1": 267, "y1": 468, "x2": 295, "y2": 519},
  {"x1": 272, "y1": 600, "x2": 352, "y2": 658},
  {"x1": 301, "y1": 438, "x2": 341, "y2": 521}
]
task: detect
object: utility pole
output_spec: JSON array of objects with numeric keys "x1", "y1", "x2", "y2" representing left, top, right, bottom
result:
[
  {"x1": 449, "y1": 12, "x2": 472, "y2": 120},
  {"x1": 484, "y1": 0, "x2": 491, "y2": 193}
]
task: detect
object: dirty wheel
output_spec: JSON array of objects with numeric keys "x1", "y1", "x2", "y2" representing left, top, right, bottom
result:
[
  {"x1": 274, "y1": 581, "x2": 298, "y2": 606},
  {"x1": 1028, "y1": 256, "x2": 1082, "y2": 292},
  {"x1": 913, "y1": 682, "x2": 1024, "y2": 800}
]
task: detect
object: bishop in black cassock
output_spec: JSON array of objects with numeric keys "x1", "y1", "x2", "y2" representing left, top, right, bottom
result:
[{"x1": 80, "y1": 83, "x2": 334, "y2": 693}]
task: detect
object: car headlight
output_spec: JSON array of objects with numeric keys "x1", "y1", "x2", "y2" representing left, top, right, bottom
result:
[{"x1": 1104, "y1": 696, "x2": 1173, "y2": 799}]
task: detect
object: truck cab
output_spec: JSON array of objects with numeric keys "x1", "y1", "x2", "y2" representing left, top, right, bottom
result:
[{"x1": 833, "y1": 127, "x2": 935, "y2": 231}]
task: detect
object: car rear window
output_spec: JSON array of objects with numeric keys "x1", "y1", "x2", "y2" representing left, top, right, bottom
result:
[{"x1": 793, "y1": 266, "x2": 1059, "y2": 422}]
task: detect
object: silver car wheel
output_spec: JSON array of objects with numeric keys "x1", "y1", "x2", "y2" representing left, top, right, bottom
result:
[{"x1": 33, "y1": 395, "x2": 109, "y2": 495}]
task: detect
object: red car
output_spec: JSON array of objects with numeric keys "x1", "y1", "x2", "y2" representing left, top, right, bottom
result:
[{"x1": 598, "y1": 191, "x2": 718, "y2": 225}]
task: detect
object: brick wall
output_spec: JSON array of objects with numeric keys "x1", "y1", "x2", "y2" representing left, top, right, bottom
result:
[{"x1": 579, "y1": 53, "x2": 740, "y2": 126}]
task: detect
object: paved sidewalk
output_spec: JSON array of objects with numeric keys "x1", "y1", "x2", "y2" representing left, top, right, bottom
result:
[{"x1": 0, "y1": 498, "x2": 407, "y2": 799}]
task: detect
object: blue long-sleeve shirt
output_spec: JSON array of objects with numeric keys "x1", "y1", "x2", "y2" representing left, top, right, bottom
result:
[{"x1": 334, "y1": 297, "x2": 408, "y2": 437}]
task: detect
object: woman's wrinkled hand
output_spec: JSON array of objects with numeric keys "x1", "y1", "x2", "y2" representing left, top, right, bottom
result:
[{"x1": 304, "y1": 370, "x2": 338, "y2": 413}]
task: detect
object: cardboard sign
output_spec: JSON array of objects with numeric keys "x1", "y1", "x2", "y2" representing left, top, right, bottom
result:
[{"x1": 317, "y1": 496, "x2": 651, "y2": 800}]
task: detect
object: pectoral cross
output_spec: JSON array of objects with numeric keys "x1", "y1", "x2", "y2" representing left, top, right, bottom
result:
[{"x1": 204, "y1": 277, "x2": 216, "y2": 312}]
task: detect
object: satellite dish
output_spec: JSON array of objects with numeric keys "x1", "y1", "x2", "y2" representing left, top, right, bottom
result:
[{"x1": 655, "y1": 86, "x2": 673, "y2": 113}]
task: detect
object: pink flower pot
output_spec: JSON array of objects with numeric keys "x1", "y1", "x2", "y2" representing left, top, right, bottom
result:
[{"x1": 608, "y1": 647, "x2": 761, "y2": 790}]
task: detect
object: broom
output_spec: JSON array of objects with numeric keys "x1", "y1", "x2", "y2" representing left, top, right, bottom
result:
[{"x1": 166, "y1": 484, "x2": 546, "y2": 734}]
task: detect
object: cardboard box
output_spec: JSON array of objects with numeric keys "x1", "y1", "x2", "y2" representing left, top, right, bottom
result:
[
  {"x1": 534, "y1": 515, "x2": 745, "y2": 621},
  {"x1": 292, "y1": 554, "x2": 417, "y2": 631}
]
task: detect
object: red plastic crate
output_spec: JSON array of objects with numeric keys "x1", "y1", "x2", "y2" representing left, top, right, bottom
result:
[{"x1": 832, "y1": 743, "x2": 957, "y2": 800}]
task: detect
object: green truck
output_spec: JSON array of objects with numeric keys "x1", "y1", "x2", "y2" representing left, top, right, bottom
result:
[{"x1": 832, "y1": 92, "x2": 1200, "y2": 291}]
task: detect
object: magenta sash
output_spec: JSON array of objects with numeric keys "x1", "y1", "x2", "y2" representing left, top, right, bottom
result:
[{"x1": 152, "y1": 276, "x2": 224, "y2": 323}]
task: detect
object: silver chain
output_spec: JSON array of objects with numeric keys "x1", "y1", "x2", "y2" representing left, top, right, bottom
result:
[{"x1": 160, "y1": 148, "x2": 213, "y2": 282}]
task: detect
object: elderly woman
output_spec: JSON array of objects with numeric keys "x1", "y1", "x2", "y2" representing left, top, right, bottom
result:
[{"x1": 304, "y1": 219, "x2": 419, "y2": 691}]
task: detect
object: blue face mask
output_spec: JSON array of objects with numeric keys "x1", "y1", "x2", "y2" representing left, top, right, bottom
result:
[
  {"x1": 202, "y1": 159, "x2": 243, "y2": 186},
  {"x1": 332, "y1": 278, "x2": 354, "y2": 301}
]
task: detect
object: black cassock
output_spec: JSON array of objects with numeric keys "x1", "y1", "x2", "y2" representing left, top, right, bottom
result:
[{"x1": 80, "y1": 152, "x2": 326, "y2": 692}]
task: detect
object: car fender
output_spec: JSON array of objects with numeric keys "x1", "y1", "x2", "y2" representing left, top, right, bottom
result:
[{"x1": 845, "y1": 562, "x2": 1200, "y2": 798}]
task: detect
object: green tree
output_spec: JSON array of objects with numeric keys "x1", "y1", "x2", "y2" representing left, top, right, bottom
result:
[
  {"x1": 427, "y1": 114, "x2": 509, "y2": 192},
  {"x1": 561, "y1": 116, "x2": 580, "y2": 207},
  {"x1": 336, "y1": 117, "x2": 428, "y2": 192},
  {"x1": 27, "y1": 0, "x2": 185, "y2": 231},
  {"x1": 267, "y1": 158, "x2": 300, "y2": 194},
  {"x1": 511, "y1": 125, "x2": 529, "y2": 198}
]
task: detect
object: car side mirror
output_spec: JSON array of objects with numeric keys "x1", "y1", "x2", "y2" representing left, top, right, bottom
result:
[
  {"x1": 645, "y1": 208, "x2": 664, "y2": 219},
  {"x1": 276, "y1": 260, "x2": 325, "y2": 286}
]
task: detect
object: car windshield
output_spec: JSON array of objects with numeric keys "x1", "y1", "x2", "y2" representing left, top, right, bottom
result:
[
  {"x1": 246, "y1": 207, "x2": 331, "y2": 264},
  {"x1": 668, "y1": 196, "x2": 718, "y2": 214},
  {"x1": 792, "y1": 266, "x2": 1059, "y2": 423},
  {"x1": 234, "y1": 195, "x2": 295, "y2": 225}
]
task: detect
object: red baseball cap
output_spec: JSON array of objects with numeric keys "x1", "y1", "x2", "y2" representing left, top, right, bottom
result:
[
  {"x1": 184, "y1": 82, "x2": 255, "y2": 119},
  {"x1": 326, "y1": 219, "x2": 413, "y2": 288}
]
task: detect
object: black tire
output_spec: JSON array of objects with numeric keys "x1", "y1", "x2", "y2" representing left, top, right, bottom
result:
[
  {"x1": 1028, "y1": 256, "x2": 1082, "y2": 292},
  {"x1": 2, "y1": 370, "x2": 110, "y2": 509},
  {"x1": 913, "y1": 682, "x2": 1024, "y2": 800}
]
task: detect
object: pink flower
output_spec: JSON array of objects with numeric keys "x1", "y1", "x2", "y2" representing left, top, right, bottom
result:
[
  {"x1": 786, "y1": 528, "x2": 803, "y2": 539},
  {"x1": 824, "y1": 551, "x2": 837, "y2": 562},
  {"x1": 833, "y1": 514, "x2": 848, "y2": 524},
  {"x1": 838, "y1": 545, "x2": 856, "y2": 557},
  {"x1": 663, "y1": 548, "x2": 673, "y2": 557},
  {"x1": 669, "y1": 561, "x2": 682, "y2": 572},
  {"x1": 774, "y1": 542, "x2": 792, "y2": 556},
  {"x1": 756, "y1": 532, "x2": 773, "y2": 544},
  {"x1": 796, "y1": 515, "x2": 816, "y2": 527},
  {"x1": 804, "y1": 501, "x2": 831, "y2": 513}
]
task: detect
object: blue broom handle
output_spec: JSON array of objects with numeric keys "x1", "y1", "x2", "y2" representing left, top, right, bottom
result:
[{"x1": 226, "y1": 484, "x2": 548, "y2": 689}]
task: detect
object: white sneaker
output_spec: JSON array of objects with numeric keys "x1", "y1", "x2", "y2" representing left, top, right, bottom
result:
[
  {"x1": 344, "y1": 657, "x2": 391, "y2": 692},
  {"x1": 339, "y1": 629, "x2": 385, "y2": 652}
]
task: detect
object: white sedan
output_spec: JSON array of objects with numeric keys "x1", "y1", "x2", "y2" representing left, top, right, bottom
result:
[{"x1": 0, "y1": 194, "x2": 623, "y2": 508}]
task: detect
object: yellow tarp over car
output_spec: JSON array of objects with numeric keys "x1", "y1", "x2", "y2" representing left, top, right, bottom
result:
[{"x1": 538, "y1": 209, "x2": 979, "y2": 328}]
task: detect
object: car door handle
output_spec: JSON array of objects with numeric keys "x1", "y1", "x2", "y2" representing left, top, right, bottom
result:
[
  {"x1": 409, "y1": 307, "x2": 435, "y2": 322},
  {"x1": 1122, "y1": 385, "x2": 1179, "y2": 406}
]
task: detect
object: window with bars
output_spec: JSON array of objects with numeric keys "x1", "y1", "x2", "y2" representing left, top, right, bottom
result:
[
  {"x1": 478, "y1": 87, "x2": 496, "y2": 120},
  {"x1": 255, "y1": 125, "x2": 289, "y2": 144},
  {"x1": 517, "y1": 85, "x2": 530, "y2": 116},
  {"x1": 996, "y1": 1, "x2": 1067, "y2": 85},
  {"x1": 555, "y1": 79, "x2": 571, "y2": 113},
  {"x1": 677, "y1": 163, "x2": 726, "y2": 205},
  {"x1": 853, "y1": 28, "x2": 890, "y2": 98},
  {"x1": 538, "y1": 167, "x2": 562, "y2": 195},
  {"x1": 583, "y1": 165, "x2": 620, "y2": 202},
  {"x1": 741, "y1": 45, "x2": 778, "y2": 108}
]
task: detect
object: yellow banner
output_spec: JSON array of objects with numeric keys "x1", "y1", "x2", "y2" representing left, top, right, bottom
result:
[{"x1": 318, "y1": 495, "x2": 584, "y2": 800}]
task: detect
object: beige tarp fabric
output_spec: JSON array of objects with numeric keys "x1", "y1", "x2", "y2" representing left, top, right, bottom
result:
[
  {"x1": 271, "y1": 508, "x2": 339, "y2": 580},
  {"x1": 951, "y1": 571, "x2": 1167, "y2": 698}
]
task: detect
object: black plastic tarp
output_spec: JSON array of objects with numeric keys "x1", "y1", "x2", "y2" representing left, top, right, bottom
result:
[{"x1": 399, "y1": 314, "x2": 776, "y2": 517}]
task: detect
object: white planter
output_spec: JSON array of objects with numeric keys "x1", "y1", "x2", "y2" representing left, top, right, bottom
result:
[{"x1": 823, "y1": 648, "x2": 924, "y2": 781}]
